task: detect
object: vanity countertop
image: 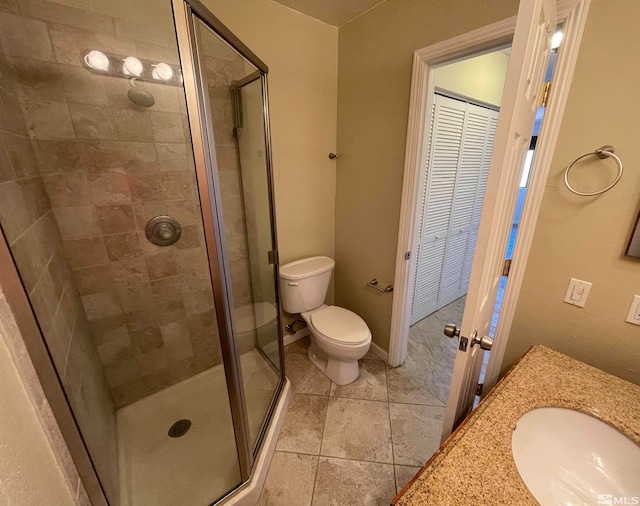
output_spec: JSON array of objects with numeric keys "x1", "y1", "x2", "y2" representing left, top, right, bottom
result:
[{"x1": 392, "y1": 345, "x2": 640, "y2": 505}]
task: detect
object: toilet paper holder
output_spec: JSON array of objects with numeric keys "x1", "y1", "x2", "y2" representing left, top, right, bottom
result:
[{"x1": 367, "y1": 279, "x2": 393, "y2": 293}]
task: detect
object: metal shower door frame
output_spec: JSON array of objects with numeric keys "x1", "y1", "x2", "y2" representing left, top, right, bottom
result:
[{"x1": 171, "y1": 0, "x2": 285, "y2": 486}]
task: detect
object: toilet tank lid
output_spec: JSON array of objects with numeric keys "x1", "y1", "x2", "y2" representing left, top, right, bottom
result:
[{"x1": 279, "y1": 256, "x2": 335, "y2": 281}]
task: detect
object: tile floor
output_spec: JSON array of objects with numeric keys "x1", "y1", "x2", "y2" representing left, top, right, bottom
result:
[{"x1": 258, "y1": 299, "x2": 465, "y2": 506}]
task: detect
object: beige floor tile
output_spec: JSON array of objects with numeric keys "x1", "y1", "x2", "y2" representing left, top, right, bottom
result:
[
  {"x1": 394, "y1": 465, "x2": 421, "y2": 494},
  {"x1": 312, "y1": 457, "x2": 396, "y2": 506},
  {"x1": 320, "y1": 397, "x2": 392, "y2": 463},
  {"x1": 330, "y1": 359, "x2": 387, "y2": 401},
  {"x1": 258, "y1": 451, "x2": 318, "y2": 506},
  {"x1": 276, "y1": 393, "x2": 328, "y2": 455},
  {"x1": 386, "y1": 357, "x2": 447, "y2": 406},
  {"x1": 285, "y1": 352, "x2": 331, "y2": 396},
  {"x1": 407, "y1": 296, "x2": 464, "y2": 402},
  {"x1": 362, "y1": 348, "x2": 384, "y2": 361},
  {"x1": 287, "y1": 336, "x2": 310, "y2": 354},
  {"x1": 389, "y1": 403, "x2": 445, "y2": 466}
]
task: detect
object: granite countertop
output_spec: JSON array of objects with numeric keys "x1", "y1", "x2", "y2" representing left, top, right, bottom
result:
[{"x1": 393, "y1": 345, "x2": 640, "y2": 505}]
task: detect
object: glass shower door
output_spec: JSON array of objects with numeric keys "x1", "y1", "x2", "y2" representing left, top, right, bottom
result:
[
  {"x1": 232, "y1": 74, "x2": 283, "y2": 448},
  {"x1": 190, "y1": 17, "x2": 283, "y2": 453}
]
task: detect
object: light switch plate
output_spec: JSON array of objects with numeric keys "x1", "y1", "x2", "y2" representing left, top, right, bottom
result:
[
  {"x1": 625, "y1": 295, "x2": 640, "y2": 326},
  {"x1": 563, "y1": 278, "x2": 592, "y2": 308}
]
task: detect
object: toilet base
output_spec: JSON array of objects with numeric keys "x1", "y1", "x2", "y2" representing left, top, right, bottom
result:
[{"x1": 308, "y1": 342, "x2": 360, "y2": 385}]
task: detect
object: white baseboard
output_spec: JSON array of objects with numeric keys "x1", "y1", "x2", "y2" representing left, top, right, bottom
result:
[
  {"x1": 370, "y1": 342, "x2": 389, "y2": 363},
  {"x1": 283, "y1": 327, "x2": 309, "y2": 347}
]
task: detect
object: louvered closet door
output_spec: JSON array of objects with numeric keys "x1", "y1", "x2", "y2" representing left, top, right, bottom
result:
[
  {"x1": 411, "y1": 95, "x2": 499, "y2": 325},
  {"x1": 461, "y1": 109, "x2": 499, "y2": 291},
  {"x1": 439, "y1": 103, "x2": 500, "y2": 307},
  {"x1": 411, "y1": 95, "x2": 465, "y2": 324}
]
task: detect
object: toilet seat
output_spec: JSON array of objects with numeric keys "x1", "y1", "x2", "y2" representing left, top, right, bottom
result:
[{"x1": 310, "y1": 306, "x2": 370, "y2": 346}]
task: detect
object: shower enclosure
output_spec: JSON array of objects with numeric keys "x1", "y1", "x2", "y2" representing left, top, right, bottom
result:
[{"x1": 0, "y1": 0, "x2": 286, "y2": 503}]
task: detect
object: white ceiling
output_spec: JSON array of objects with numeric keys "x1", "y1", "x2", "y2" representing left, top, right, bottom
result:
[{"x1": 271, "y1": 0, "x2": 387, "y2": 26}]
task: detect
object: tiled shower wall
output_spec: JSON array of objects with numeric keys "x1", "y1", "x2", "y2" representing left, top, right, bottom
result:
[
  {"x1": 201, "y1": 34, "x2": 254, "y2": 311},
  {"x1": 0, "y1": 0, "x2": 259, "y2": 410},
  {"x1": 0, "y1": 47, "x2": 119, "y2": 500}
]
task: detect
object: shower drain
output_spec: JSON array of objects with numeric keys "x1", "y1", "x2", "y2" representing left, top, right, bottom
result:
[{"x1": 168, "y1": 419, "x2": 192, "y2": 438}]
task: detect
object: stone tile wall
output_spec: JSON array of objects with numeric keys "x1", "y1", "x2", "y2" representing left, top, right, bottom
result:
[
  {"x1": 0, "y1": 0, "x2": 251, "y2": 408},
  {"x1": 1, "y1": 0, "x2": 264, "y2": 409},
  {"x1": 201, "y1": 32, "x2": 254, "y2": 311},
  {"x1": 0, "y1": 48, "x2": 119, "y2": 501}
]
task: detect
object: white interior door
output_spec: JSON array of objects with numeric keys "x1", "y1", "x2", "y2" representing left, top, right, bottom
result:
[{"x1": 442, "y1": 0, "x2": 556, "y2": 436}]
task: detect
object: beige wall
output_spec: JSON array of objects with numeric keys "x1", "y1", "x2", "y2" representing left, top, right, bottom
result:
[
  {"x1": 502, "y1": 0, "x2": 640, "y2": 385},
  {"x1": 201, "y1": 0, "x2": 339, "y2": 277},
  {"x1": 434, "y1": 50, "x2": 510, "y2": 107},
  {"x1": 335, "y1": 0, "x2": 518, "y2": 350}
]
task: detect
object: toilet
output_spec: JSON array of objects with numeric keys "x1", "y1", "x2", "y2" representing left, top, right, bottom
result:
[{"x1": 279, "y1": 256, "x2": 371, "y2": 385}]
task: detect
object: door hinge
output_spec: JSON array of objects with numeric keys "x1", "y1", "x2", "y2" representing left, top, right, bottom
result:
[
  {"x1": 502, "y1": 259, "x2": 512, "y2": 277},
  {"x1": 268, "y1": 250, "x2": 278, "y2": 265},
  {"x1": 540, "y1": 81, "x2": 551, "y2": 107},
  {"x1": 404, "y1": 251, "x2": 411, "y2": 260},
  {"x1": 475, "y1": 383, "x2": 484, "y2": 396}
]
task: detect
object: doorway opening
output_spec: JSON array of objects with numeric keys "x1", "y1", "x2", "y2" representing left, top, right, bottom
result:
[
  {"x1": 399, "y1": 31, "x2": 562, "y2": 424},
  {"x1": 405, "y1": 46, "x2": 510, "y2": 406}
]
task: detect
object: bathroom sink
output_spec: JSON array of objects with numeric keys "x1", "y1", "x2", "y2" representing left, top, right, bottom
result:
[{"x1": 511, "y1": 407, "x2": 640, "y2": 506}]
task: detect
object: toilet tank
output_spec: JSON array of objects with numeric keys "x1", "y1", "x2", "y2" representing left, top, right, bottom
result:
[{"x1": 279, "y1": 256, "x2": 335, "y2": 314}]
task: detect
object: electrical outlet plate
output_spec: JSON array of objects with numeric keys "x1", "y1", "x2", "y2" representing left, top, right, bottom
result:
[
  {"x1": 563, "y1": 278, "x2": 592, "y2": 308},
  {"x1": 625, "y1": 295, "x2": 640, "y2": 326}
]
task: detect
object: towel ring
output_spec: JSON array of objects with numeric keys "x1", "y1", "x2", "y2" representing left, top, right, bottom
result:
[{"x1": 564, "y1": 145, "x2": 623, "y2": 196}]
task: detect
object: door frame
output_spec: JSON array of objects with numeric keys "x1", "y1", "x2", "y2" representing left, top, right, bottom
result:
[{"x1": 389, "y1": 0, "x2": 591, "y2": 397}]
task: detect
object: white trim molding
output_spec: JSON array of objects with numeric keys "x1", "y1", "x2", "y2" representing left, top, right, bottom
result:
[
  {"x1": 483, "y1": 0, "x2": 591, "y2": 394},
  {"x1": 389, "y1": 0, "x2": 591, "y2": 394},
  {"x1": 370, "y1": 341, "x2": 389, "y2": 363}
]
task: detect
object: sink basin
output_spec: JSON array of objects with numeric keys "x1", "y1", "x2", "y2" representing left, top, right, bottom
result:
[{"x1": 511, "y1": 407, "x2": 640, "y2": 506}]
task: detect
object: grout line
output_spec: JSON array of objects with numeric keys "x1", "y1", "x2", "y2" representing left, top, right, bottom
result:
[
  {"x1": 387, "y1": 399, "x2": 446, "y2": 408},
  {"x1": 329, "y1": 393, "x2": 388, "y2": 403},
  {"x1": 386, "y1": 359, "x2": 398, "y2": 491},
  {"x1": 281, "y1": 448, "x2": 394, "y2": 467},
  {"x1": 309, "y1": 389, "x2": 331, "y2": 503}
]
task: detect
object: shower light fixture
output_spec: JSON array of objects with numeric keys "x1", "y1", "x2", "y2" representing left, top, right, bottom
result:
[
  {"x1": 123, "y1": 56, "x2": 143, "y2": 76},
  {"x1": 84, "y1": 50, "x2": 110, "y2": 71},
  {"x1": 152, "y1": 63, "x2": 173, "y2": 81},
  {"x1": 82, "y1": 50, "x2": 181, "y2": 87}
]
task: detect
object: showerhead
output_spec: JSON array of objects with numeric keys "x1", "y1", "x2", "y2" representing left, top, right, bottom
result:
[{"x1": 127, "y1": 78, "x2": 155, "y2": 108}]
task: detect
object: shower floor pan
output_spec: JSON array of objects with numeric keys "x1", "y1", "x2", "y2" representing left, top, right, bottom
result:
[{"x1": 117, "y1": 350, "x2": 279, "y2": 506}]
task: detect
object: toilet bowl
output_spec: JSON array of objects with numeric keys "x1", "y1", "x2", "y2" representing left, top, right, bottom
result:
[{"x1": 279, "y1": 256, "x2": 372, "y2": 385}]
